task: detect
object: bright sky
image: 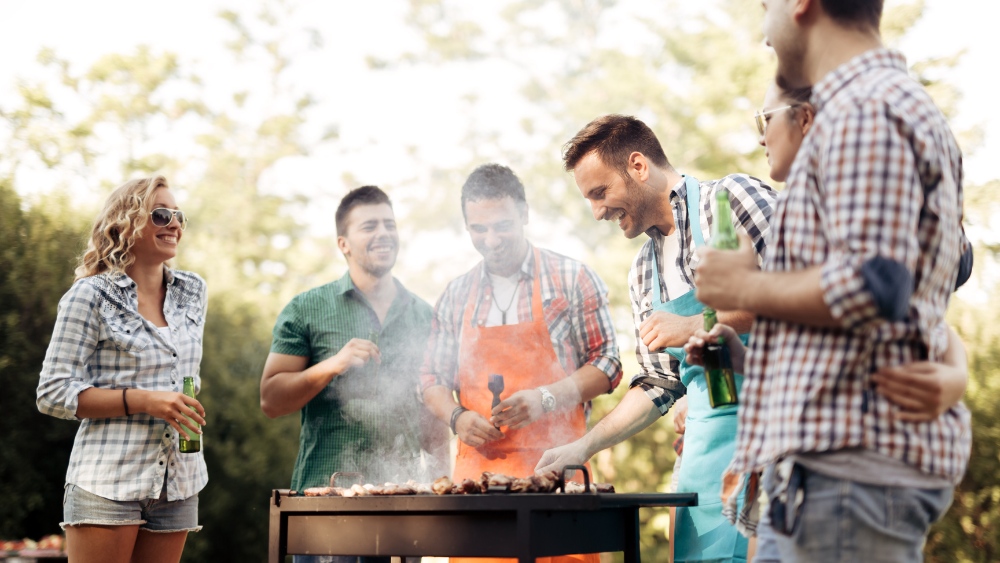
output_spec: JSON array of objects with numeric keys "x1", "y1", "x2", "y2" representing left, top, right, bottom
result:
[{"x1": 1, "y1": 0, "x2": 996, "y2": 201}]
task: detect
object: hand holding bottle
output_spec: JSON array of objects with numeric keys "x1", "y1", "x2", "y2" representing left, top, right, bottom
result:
[{"x1": 684, "y1": 322, "x2": 746, "y2": 374}]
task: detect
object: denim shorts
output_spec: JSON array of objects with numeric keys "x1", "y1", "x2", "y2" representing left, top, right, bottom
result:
[{"x1": 61, "y1": 482, "x2": 201, "y2": 533}]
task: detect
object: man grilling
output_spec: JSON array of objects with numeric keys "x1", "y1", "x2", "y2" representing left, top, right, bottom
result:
[
  {"x1": 261, "y1": 186, "x2": 446, "y2": 563},
  {"x1": 420, "y1": 163, "x2": 622, "y2": 563}
]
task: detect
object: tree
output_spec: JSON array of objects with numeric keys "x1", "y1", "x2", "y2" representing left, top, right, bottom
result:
[{"x1": 0, "y1": 182, "x2": 86, "y2": 539}]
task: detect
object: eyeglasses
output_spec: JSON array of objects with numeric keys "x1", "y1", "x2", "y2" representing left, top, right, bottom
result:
[
  {"x1": 754, "y1": 104, "x2": 796, "y2": 137},
  {"x1": 150, "y1": 208, "x2": 188, "y2": 230}
]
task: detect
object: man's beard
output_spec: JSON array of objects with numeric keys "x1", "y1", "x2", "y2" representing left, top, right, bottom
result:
[
  {"x1": 775, "y1": 35, "x2": 809, "y2": 90},
  {"x1": 361, "y1": 262, "x2": 393, "y2": 278}
]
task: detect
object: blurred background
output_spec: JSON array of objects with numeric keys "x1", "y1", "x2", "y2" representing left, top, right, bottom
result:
[{"x1": 1, "y1": 0, "x2": 997, "y2": 561}]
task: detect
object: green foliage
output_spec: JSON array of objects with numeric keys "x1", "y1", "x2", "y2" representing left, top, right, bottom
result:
[
  {"x1": 0, "y1": 181, "x2": 86, "y2": 538},
  {"x1": 925, "y1": 180, "x2": 1000, "y2": 563}
]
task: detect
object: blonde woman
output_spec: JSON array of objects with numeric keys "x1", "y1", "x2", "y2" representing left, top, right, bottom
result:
[{"x1": 37, "y1": 176, "x2": 208, "y2": 563}]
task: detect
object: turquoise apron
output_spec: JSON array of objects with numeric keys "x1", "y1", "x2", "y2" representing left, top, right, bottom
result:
[{"x1": 654, "y1": 176, "x2": 748, "y2": 563}]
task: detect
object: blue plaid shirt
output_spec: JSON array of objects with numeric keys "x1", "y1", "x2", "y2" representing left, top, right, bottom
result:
[{"x1": 37, "y1": 268, "x2": 208, "y2": 501}]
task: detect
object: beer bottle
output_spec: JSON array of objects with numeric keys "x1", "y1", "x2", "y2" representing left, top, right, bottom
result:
[
  {"x1": 702, "y1": 188, "x2": 739, "y2": 408},
  {"x1": 702, "y1": 308, "x2": 738, "y2": 408},
  {"x1": 179, "y1": 376, "x2": 201, "y2": 453}
]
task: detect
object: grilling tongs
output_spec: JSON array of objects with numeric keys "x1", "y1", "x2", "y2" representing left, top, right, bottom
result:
[
  {"x1": 488, "y1": 374, "x2": 504, "y2": 429},
  {"x1": 488, "y1": 374, "x2": 504, "y2": 410}
]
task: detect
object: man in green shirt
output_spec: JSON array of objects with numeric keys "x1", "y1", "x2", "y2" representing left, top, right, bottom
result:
[{"x1": 260, "y1": 186, "x2": 446, "y2": 503}]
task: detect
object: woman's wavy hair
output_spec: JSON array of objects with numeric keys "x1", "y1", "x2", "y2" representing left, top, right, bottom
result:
[{"x1": 75, "y1": 176, "x2": 169, "y2": 280}]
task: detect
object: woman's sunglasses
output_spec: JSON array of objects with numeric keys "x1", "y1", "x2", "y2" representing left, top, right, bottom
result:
[
  {"x1": 150, "y1": 208, "x2": 188, "y2": 230},
  {"x1": 753, "y1": 104, "x2": 797, "y2": 137}
]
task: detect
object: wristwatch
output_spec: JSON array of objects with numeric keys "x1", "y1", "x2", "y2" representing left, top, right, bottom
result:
[{"x1": 539, "y1": 387, "x2": 556, "y2": 413}]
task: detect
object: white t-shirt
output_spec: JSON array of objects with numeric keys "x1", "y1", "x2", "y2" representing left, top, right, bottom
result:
[
  {"x1": 157, "y1": 325, "x2": 172, "y2": 344},
  {"x1": 658, "y1": 230, "x2": 691, "y2": 301},
  {"x1": 486, "y1": 272, "x2": 522, "y2": 327}
]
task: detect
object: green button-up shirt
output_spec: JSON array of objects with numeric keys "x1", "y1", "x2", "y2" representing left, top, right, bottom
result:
[{"x1": 270, "y1": 273, "x2": 433, "y2": 490}]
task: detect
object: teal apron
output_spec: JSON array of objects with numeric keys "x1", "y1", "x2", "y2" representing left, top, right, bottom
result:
[{"x1": 654, "y1": 176, "x2": 748, "y2": 563}]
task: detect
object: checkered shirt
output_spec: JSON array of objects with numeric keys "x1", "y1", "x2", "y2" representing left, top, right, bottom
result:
[
  {"x1": 630, "y1": 174, "x2": 777, "y2": 414},
  {"x1": 37, "y1": 269, "x2": 208, "y2": 501},
  {"x1": 730, "y1": 49, "x2": 972, "y2": 483},
  {"x1": 419, "y1": 243, "x2": 622, "y2": 416}
]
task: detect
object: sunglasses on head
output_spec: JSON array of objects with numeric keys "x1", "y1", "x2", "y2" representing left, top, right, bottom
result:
[
  {"x1": 753, "y1": 104, "x2": 797, "y2": 137},
  {"x1": 150, "y1": 208, "x2": 188, "y2": 230}
]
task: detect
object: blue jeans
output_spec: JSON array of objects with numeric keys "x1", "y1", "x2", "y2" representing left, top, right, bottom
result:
[{"x1": 754, "y1": 463, "x2": 952, "y2": 562}]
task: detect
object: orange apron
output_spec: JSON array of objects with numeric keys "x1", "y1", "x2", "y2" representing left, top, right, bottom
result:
[{"x1": 451, "y1": 248, "x2": 598, "y2": 563}]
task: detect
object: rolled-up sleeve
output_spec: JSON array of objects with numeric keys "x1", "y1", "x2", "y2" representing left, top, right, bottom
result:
[
  {"x1": 627, "y1": 249, "x2": 685, "y2": 416},
  {"x1": 818, "y1": 100, "x2": 922, "y2": 329},
  {"x1": 37, "y1": 282, "x2": 99, "y2": 420},
  {"x1": 571, "y1": 264, "x2": 622, "y2": 391}
]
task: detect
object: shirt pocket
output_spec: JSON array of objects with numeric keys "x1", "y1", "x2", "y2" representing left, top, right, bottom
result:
[
  {"x1": 104, "y1": 316, "x2": 150, "y2": 353},
  {"x1": 184, "y1": 309, "x2": 205, "y2": 344}
]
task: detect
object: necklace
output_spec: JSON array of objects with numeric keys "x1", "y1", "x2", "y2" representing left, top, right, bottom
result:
[{"x1": 493, "y1": 282, "x2": 518, "y2": 325}]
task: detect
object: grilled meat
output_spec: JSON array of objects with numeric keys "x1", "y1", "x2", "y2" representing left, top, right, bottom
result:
[{"x1": 431, "y1": 476, "x2": 454, "y2": 495}]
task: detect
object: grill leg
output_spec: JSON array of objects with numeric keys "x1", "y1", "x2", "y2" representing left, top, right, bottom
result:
[
  {"x1": 268, "y1": 496, "x2": 283, "y2": 563},
  {"x1": 624, "y1": 508, "x2": 640, "y2": 563},
  {"x1": 517, "y1": 508, "x2": 534, "y2": 563}
]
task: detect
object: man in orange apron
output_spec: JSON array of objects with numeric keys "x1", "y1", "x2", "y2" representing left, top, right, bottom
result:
[{"x1": 421, "y1": 163, "x2": 623, "y2": 563}]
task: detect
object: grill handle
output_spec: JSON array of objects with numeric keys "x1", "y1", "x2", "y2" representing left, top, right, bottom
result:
[
  {"x1": 559, "y1": 464, "x2": 591, "y2": 493},
  {"x1": 329, "y1": 472, "x2": 364, "y2": 488}
]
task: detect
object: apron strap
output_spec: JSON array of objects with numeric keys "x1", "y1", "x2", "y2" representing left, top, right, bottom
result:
[
  {"x1": 685, "y1": 175, "x2": 706, "y2": 248},
  {"x1": 651, "y1": 175, "x2": 703, "y2": 305},
  {"x1": 460, "y1": 246, "x2": 543, "y2": 329}
]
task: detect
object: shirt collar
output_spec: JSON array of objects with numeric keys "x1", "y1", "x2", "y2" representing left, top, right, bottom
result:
[
  {"x1": 335, "y1": 270, "x2": 413, "y2": 305},
  {"x1": 646, "y1": 177, "x2": 688, "y2": 239},
  {"x1": 811, "y1": 48, "x2": 907, "y2": 113},
  {"x1": 107, "y1": 265, "x2": 177, "y2": 288}
]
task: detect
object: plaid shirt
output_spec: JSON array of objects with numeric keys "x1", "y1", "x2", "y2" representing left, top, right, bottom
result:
[
  {"x1": 731, "y1": 49, "x2": 972, "y2": 483},
  {"x1": 420, "y1": 244, "x2": 622, "y2": 414},
  {"x1": 37, "y1": 269, "x2": 208, "y2": 501},
  {"x1": 629, "y1": 174, "x2": 776, "y2": 414}
]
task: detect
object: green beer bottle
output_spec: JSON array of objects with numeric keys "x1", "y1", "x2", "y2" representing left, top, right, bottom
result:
[
  {"x1": 702, "y1": 308, "x2": 738, "y2": 408},
  {"x1": 702, "y1": 189, "x2": 739, "y2": 408},
  {"x1": 179, "y1": 376, "x2": 201, "y2": 453}
]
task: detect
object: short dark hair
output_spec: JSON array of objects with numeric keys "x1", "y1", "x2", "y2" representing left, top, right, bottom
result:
[
  {"x1": 562, "y1": 114, "x2": 671, "y2": 175},
  {"x1": 460, "y1": 164, "x2": 526, "y2": 218},
  {"x1": 335, "y1": 185, "x2": 392, "y2": 236},
  {"x1": 820, "y1": 0, "x2": 882, "y2": 30}
]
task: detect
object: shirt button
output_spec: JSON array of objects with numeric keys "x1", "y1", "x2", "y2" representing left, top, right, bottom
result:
[
  {"x1": 159, "y1": 461, "x2": 164, "y2": 465},
  {"x1": 172, "y1": 380, "x2": 176, "y2": 385},
  {"x1": 172, "y1": 353, "x2": 177, "y2": 357}
]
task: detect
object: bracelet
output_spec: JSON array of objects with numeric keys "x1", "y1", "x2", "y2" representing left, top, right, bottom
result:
[
  {"x1": 122, "y1": 388, "x2": 131, "y2": 416},
  {"x1": 449, "y1": 406, "x2": 468, "y2": 434}
]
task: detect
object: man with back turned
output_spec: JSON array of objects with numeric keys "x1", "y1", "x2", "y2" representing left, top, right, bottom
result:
[{"x1": 693, "y1": 1, "x2": 973, "y2": 560}]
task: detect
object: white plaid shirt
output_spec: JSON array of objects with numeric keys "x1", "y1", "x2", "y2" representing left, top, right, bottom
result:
[
  {"x1": 630, "y1": 174, "x2": 777, "y2": 413},
  {"x1": 731, "y1": 49, "x2": 972, "y2": 483},
  {"x1": 37, "y1": 268, "x2": 208, "y2": 501}
]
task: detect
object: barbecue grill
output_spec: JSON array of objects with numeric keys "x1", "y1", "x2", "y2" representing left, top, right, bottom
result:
[{"x1": 268, "y1": 467, "x2": 698, "y2": 563}]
